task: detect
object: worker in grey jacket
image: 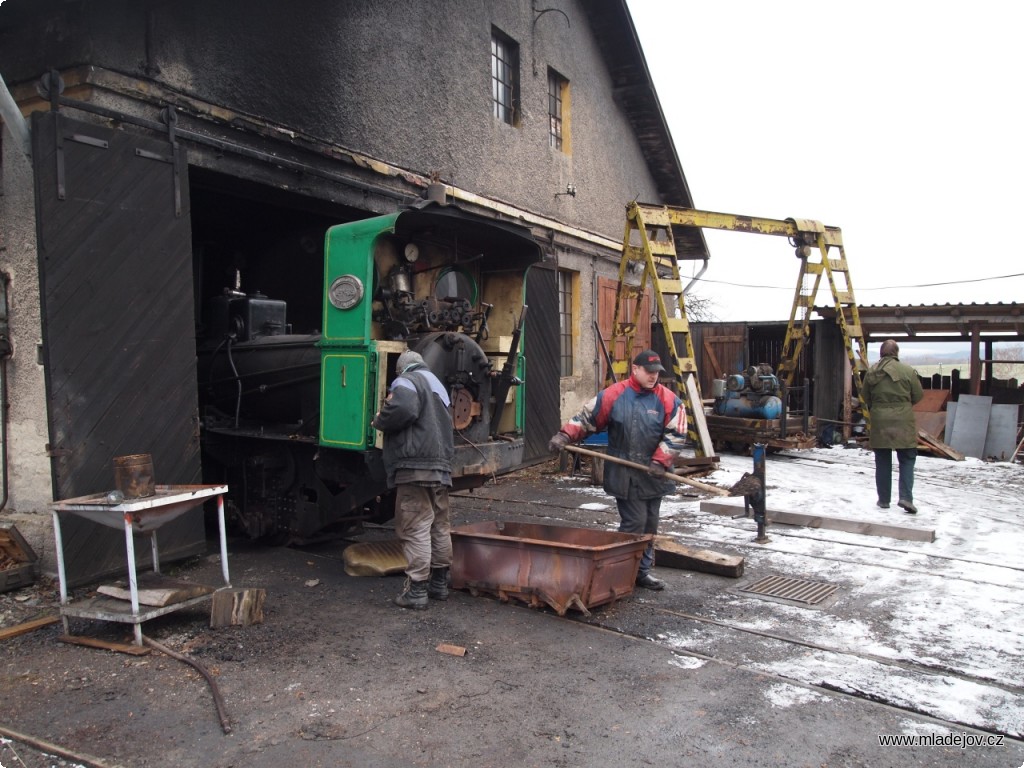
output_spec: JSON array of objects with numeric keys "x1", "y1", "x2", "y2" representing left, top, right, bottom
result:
[
  {"x1": 372, "y1": 350, "x2": 455, "y2": 609},
  {"x1": 862, "y1": 339, "x2": 924, "y2": 514}
]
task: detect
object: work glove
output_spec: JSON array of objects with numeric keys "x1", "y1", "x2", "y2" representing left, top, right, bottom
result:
[
  {"x1": 548, "y1": 432, "x2": 571, "y2": 453},
  {"x1": 648, "y1": 461, "x2": 667, "y2": 479}
]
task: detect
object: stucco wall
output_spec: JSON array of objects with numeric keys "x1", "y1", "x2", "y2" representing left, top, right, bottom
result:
[
  {"x1": 1, "y1": 116, "x2": 54, "y2": 564},
  {"x1": 0, "y1": 0, "x2": 660, "y2": 245},
  {"x1": 0, "y1": 0, "x2": 667, "y2": 436}
]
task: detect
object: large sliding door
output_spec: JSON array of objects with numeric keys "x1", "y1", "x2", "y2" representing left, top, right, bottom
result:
[{"x1": 33, "y1": 111, "x2": 204, "y2": 586}]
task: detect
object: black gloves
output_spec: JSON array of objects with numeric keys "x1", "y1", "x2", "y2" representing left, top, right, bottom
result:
[
  {"x1": 548, "y1": 432, "x2": 571, "y2": 453},
  {"x1": 648, "y1": 461, "x2": 667, "y2": 478}
]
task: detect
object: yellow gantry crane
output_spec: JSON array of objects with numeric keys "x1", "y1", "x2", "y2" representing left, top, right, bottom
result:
[{"x1": 609, "y1": 202, "x2": 870, "y2": 459}]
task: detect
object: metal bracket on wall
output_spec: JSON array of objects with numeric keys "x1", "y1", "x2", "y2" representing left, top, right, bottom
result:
[
  {"x1": 161, "y1": 107, "x2": 182, "y2": 217},
  {"x1": 39, "y1": 70, "x2": 66, "y2": 200}
]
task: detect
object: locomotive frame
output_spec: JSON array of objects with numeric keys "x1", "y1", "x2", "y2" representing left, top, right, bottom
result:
[{"x1": 197, "y1": 201, "x2": 545, "y2": 543}]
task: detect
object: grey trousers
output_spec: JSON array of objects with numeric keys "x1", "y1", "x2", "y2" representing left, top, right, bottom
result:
[
  {"x1": 615, "y1": 484, "x2": 662, "y2": 576},
  {"x1": 394, "y1": 483, "x2": 452, "y2": 581}
]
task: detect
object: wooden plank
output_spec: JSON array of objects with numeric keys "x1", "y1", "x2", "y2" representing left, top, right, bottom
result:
[
  {"x1": 97, "y1": 574, "x2": 216, "y2": 607},
  {"x1": 210, "y1": 588, "x2": 266, "y2": 628},
  {"x1": 58, "y1": 634, "x2": 151, "y2": 656},
  {"x1": 436, "y1": 643, "x2": 467, "y2": 657},
  {"x1": 0, "y1": 615, "x2": 60, "y2": 641},
  {"x1": 653, "y1": 535, "x2": 744, "y2": 578},
  {"x1": 913, "y1": 389, "x2": 950, "y2": 412},
  {"x1": 917, "y1": 430, "x2": 964, "y2": 461},
  {"x1": 914, "y1": 412, "x2": 947, "y2": 439},
  {"x1": 700, "y1": 499, "x2": 936, "y2": 543}
]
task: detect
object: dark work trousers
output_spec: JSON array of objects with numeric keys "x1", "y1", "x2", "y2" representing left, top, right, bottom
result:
[
  {"x1": 615, "y1": 480, "x2": 661, "y2": 576},
  {"x1": 873, "y1": 448, "x2": 917, "y2": 505}
]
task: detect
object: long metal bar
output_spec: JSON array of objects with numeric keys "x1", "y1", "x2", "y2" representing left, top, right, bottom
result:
[
  {"x1": 659, "y1": 206, "x2": 845, "y2": 247},
  {"x1": 563, "y1": 444, "x2": 728, "y2": 497}
]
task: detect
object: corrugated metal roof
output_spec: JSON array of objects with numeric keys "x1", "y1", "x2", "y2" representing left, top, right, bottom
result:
[{"x1": 815, "y1": 302, "x2": 1024, "y2": 341}]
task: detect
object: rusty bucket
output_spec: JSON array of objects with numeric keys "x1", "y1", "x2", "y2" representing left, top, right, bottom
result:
[{"x1": 113, "y1": 453, "x2": 155, "y2": 499}]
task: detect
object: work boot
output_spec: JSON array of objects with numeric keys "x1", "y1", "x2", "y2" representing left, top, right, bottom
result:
[
  {"x1": 877, "y1": 501, "x2": 890, "y2": 509},
  {"x1": 427, "y1": 567, "x2": 449, "y2": 600},
  {"x1": 394, "y1": 578, "x2": 428, "y2": 610},
  {"x1": 635, "y1": 572, "x2": 666, "y2": 591},
  {"x1": 897, "y1": 499, "x2": 918, "y2": 515}
]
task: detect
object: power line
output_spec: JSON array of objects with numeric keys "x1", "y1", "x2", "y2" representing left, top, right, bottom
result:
[{"x1": 688, "y1": 272, "x2": 1024, "y2": 292}]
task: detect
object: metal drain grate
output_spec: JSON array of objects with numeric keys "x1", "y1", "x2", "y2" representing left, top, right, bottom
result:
[{"x1": 738, "y1": 575, "x2": 839, "y2": 606}]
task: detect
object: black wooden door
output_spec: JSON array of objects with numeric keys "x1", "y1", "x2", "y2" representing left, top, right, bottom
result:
[
  {"x1": 32, "y1": 111, "x2": 205, "y2": 586},
  {"x1": 523, "y1": 264, "x2": 559, "y2": 462}
]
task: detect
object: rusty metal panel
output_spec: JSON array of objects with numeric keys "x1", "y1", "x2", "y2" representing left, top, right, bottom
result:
[{"x1": 450, "y1": 521, "x2": 651, "y2": 615}]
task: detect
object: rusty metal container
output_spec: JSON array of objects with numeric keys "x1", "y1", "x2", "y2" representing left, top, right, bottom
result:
[
  {"x1": 450, "y1": 521, "x2": 651, "y2": 616},
  {"x1": 113, "y1": 453, "x2": 155, "y2": 499}
]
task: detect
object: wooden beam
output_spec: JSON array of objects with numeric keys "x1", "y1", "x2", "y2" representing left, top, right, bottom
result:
[
  {"x1": 0, "y1": 615, "x2": 59, "y2": 641},
  {"x1": 58, "y1": 634, "x2": 151, "y2": 656},
  {"x1": 653, "y1": 536, "x2": 744, "y2": 578},
  {"x1": 701, "y1": 499, "x2": 936, "y2": 543}
]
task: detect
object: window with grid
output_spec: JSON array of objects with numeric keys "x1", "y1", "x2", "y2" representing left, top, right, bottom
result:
[
  {"x1": 548, "y1": 68, "x2": 568, "y2": 150},
  {"x1": 491, "y1": 28, "x2": 520, "y2": 125},
  {"x1": 558, "y1": 270, "x2": 575, "y2": 377}
]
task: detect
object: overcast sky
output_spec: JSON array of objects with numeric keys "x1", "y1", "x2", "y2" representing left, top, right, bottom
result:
[{"x1": 626, "y1": 1, "x2": 1024, "y2": 325}]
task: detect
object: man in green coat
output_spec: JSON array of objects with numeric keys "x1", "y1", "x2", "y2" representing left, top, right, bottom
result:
[{"x1": 862, "y1": 339, "x2": 924, "y2": 513}]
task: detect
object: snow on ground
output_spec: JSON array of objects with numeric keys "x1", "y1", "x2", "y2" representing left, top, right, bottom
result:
[{"x1": 558, "y1": 445, "x2": 1024, "y2": 737}]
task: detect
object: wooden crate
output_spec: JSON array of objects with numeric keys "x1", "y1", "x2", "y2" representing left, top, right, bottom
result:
[{"x1": 0, "y1": 522, "x2": 40, "y2": 593}]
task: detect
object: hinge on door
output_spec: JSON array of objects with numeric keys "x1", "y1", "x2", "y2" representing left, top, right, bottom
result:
[
  {"x1": 161, "y1": 106, "x2": 182, "y2": 217},
  {"x1": 45, "y1": 444, "x2": 72, "y2": 458},
  {"x1": 38, "y1": 70, "x2": 66, "y2": 200}
]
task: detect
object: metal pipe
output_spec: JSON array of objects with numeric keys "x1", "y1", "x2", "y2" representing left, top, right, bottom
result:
[
  {"x1": 0, "y1": 273, "x2": 11, "y2": 512},
  {"x1": 0, "y1": 72, "x2": 31, "y2": 158}
]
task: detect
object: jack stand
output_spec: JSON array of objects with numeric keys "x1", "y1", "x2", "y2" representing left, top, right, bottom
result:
[{"x1": 745, "y1": 444, "x2": 769, "y2": 543}]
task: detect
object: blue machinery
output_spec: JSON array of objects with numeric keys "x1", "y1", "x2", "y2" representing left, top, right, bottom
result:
[{"x1": 712, "y1": 364, "x2": 783, "y2": 420}]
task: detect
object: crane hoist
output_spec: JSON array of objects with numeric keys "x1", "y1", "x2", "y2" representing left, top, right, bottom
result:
[{"x1": 608, "y1": 201, "x2": 869, "y2": 458}]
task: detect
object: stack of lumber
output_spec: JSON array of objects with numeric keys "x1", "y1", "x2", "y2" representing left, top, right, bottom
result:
[{"x1": 912, "y1": 389, "x2": 961, "y2": 459}]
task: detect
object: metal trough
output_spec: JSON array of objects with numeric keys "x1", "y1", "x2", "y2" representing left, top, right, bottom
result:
[{"x1": 450, "y1": 521, "x2": 652, "y2": 616}]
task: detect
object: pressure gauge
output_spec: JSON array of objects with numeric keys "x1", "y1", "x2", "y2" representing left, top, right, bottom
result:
[
  {"x1": 403, "y1": 243, "x2": 420, "y2": 263},
  {"x1": 328, "y1": 274, "x2": 364, "y2": 310}
]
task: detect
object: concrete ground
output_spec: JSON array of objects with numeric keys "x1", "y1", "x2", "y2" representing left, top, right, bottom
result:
[{"x1": 1, "y1": 450, "x2": 1023, "y2": 768}]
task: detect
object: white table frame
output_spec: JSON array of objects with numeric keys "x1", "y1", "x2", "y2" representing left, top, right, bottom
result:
[{"x1": 51, "y1": 484, "x2": 231, "y2": 645}]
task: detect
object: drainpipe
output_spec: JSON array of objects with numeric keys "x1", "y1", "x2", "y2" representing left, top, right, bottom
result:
[
  {"x1": 0, "y1": 71, "x2": 32, "y2": 159},
  {"x1": 0, "y1": 273, "x2": 11, "y2": 511}
]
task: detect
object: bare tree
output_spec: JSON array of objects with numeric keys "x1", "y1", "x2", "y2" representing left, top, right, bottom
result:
[
  {"x1": 683, "y1": 293, "x2": 717, "y2": 323},
  {"x1": 994, "y1": 343, "x2": 1024, "y2": 382}
]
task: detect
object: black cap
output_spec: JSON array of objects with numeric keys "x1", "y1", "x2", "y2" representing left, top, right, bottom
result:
[{"x1": 632, "y1": 349, "x2": 665, "y2": 372}]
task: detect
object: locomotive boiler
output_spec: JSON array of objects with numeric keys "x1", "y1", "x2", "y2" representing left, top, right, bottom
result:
[{"x1": 197, "y1": 202, "x2": 543, "y2": 542}]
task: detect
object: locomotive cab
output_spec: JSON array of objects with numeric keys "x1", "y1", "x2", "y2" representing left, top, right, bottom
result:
[{"x1": 198, "y1": 202, "x2": 543, "y2": 543}]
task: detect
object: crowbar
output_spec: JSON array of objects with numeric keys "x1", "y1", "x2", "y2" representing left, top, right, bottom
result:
[{"x1": 562, "y1": 444, "x2": 730, "y2": 497}]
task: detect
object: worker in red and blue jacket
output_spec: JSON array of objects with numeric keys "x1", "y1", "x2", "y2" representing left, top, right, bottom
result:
[{"x1": 548, "y1": 350, "x2": 688, "y2": 590}]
